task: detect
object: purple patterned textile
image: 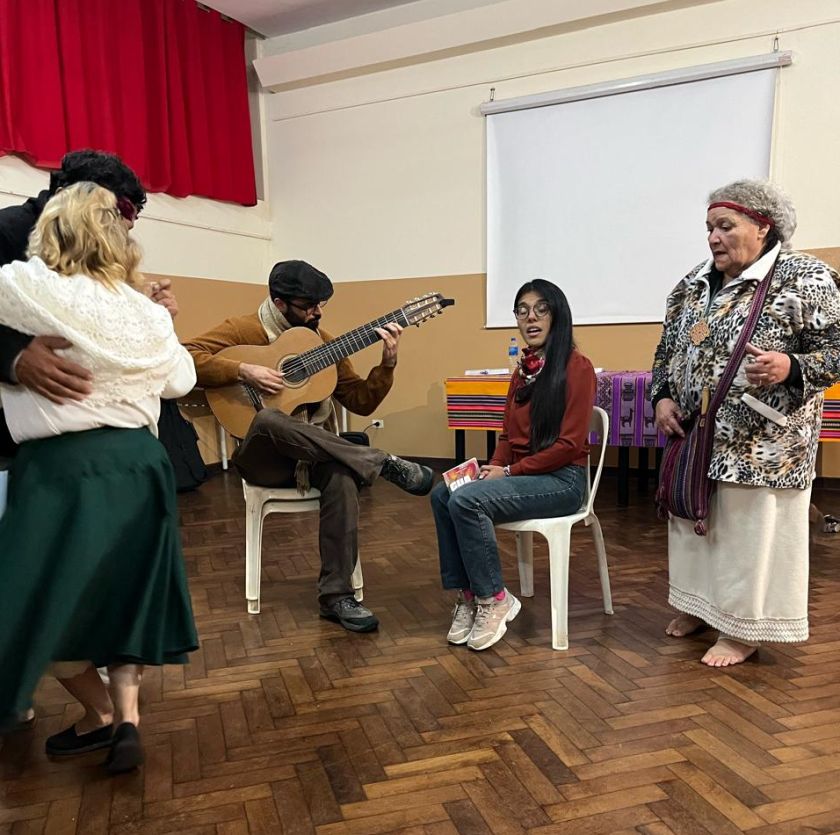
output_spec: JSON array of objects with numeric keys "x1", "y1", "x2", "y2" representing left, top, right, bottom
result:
[
  {"x1": 595, "y1": 371, "x2": 666, "y2": 448},
  {"x1": 445, "y1": 371, "x2": 665, "y2": 448}
]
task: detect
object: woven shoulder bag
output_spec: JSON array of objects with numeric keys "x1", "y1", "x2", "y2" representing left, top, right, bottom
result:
[{"x1": 655, "y1": 262, "x2": 775, "y2": 535}]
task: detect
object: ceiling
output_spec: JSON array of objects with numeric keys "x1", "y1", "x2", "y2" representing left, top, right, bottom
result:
[{"x1": 201, "y1": 0, "x2": 428, "y2": 37}]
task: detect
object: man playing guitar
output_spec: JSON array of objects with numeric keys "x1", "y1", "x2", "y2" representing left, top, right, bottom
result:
[{"x1": 184, "y1": 260, "x2": 434, "y2": 632}]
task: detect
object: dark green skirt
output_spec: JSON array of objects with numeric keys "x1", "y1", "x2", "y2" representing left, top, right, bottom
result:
[{"x1": 0, "y1": 427, "x2": 198, "y2": 718}]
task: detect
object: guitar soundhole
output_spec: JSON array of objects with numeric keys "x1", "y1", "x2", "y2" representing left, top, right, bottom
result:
[{"x1": 279, "y1": 355, "x2": 308, "y2": 387}]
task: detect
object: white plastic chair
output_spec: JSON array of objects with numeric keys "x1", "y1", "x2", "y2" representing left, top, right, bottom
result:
[
  {"x1": 242, "y1": 481, "x2": 364, "y2": 614},
  {"x1": 497, "y1": 406, "x2": 613, "y2": 650},
  {"x1": 176, "y1": 388, "x2": 230, "y2": 470}
]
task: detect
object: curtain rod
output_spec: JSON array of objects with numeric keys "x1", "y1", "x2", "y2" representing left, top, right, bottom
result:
[
  {"x1": 480, "y1": 51, "x2": 793, "y2": 116},
  {"x1": 195, "y1": 2, "x2": 263, "y2": 37}
]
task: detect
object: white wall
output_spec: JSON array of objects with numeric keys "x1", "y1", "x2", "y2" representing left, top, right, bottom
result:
[
  {"x1": 0, "y1": 153, "x2": 272, "y2": 285},
  {"x1": 263, "y1": 0, "x2": 840, "y2": 283}
]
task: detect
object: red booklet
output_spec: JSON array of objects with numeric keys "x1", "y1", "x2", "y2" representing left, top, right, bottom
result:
[{"x1": 442, "y1": 458, "x2": 480, "y2": 492}]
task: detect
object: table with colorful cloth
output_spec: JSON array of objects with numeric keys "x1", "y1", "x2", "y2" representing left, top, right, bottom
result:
[
  {"x1": 820, "y1": 382, "x2": 840, "y2": 441},
  {"x1": 445, "y1": 370, "x2": 663, "y2": 505},
  {"x1": 446, "y1": 373, "x2": 840, "y2": 503},
  {"x1": 444, "y1": 375, "x2": 510, "y2": 463}
]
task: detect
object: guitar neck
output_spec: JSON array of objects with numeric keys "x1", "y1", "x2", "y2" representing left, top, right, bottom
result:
[{"x1": 294, "y1": 309, "x2": 409, "y2": 375}]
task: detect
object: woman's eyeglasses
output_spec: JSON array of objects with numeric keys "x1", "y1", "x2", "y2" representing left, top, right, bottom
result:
[{"x1": 513, "y1": 301, "x2": 551, "y2": 320}]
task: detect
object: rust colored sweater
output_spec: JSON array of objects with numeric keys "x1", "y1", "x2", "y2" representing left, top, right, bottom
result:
[
  {"x1": 489, "y1": 350, "x2": 596, "y2": 476},
  {"x1": 182, "y1": 313, "x2": 394, "y2": 416}
]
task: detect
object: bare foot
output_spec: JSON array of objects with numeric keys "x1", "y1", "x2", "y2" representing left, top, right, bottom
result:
[
  {"x1": 701, "y1": 638, "x2": 757, "y2": 667},
  {"x1": 665, "y1": 613, "x2": 705, "y2": 637}
]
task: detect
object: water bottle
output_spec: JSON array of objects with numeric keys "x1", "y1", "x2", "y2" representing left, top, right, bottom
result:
[{"x1": 507, "y1": 337, "x2": 519, "y2": 373}]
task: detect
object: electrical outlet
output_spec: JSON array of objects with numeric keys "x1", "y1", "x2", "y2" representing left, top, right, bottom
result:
[{"x1": 371, "y1": 419, "x2": 385, "y2": 429}]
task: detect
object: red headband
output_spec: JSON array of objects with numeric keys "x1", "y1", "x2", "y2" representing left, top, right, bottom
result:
[
  {"x1": 116, "y1": 196, "x2": 139, "y2": 223},
  {"x1": 708, "y1": 201, "x2": 774, "y2": 228}
]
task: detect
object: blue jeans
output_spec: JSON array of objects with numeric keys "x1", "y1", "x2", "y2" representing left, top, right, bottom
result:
[{"x1": 431, "y1": 465, "x2": 587, "y2": 598}]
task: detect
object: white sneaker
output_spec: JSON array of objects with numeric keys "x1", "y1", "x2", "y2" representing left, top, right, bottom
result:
[
  {"x1": 467, "y1": 590, "x2": 521, "y2": 651},
  {"x1": 447, "y1": 593, "x2": 477, "y2": 644}
]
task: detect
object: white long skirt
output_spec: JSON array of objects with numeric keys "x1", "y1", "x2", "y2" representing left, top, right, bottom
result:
[{"x1": 668, "y1": 481, "x2": 811, "y2": 643}]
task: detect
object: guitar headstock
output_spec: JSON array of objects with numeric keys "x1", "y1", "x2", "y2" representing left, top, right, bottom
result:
[{"x1": 401, "y1": 293, "x2": 455, "y2": 327}]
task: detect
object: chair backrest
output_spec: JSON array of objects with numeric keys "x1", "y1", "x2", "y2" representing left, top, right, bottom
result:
[{"x1": 582, "y1": 406, "x2": 609, "y2": 517}]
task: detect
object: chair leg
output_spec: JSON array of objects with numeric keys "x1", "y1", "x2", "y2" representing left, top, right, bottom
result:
[
  {"x1": 516, "y1": 531, "x2": 535, "y2": 597},
  {"x1": 545, "y1": 526, "x2": 572, "y2": 650},
  {"x1": 218, "y1": 421, "x2": 229, "y2": 471},
  {"x1": 244, "y1": 497, "x2": 264, "y2": 614},
  {"x1": 351, "y1": 555, "x2": 364, "y2": 603},
  {"x1": 589, "y1": 515, "x2": 613, "y2": 615}
]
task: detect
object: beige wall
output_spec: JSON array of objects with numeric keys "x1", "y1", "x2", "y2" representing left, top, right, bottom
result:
[
  {"x1": 168, "y1": 244, "x2": 840, "y2": 475},
  {"x1": 11, "y1": 1, "x2": 834, "y2": 472},
  {"x1": 264, "y1": 1, "x2": 840, "y2": 281},
  {"x1": 166, "y1": 270, "x2": 657, "y2": 464},
  {"x1": 250, "y1": 0, "x2": 840, "y2": 471},
  {"x1": 316, "y1": 273, "x2": 662, "y2": 462}
]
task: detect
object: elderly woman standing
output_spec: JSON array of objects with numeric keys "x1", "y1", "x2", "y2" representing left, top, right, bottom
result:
[{"x1": 652, "y1": 180, "x2": 840, "y2": 667}]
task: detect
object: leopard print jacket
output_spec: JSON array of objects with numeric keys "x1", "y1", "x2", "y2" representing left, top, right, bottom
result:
[{"x1": 652, "y1": 248, "x2": 840, "y2": 489}]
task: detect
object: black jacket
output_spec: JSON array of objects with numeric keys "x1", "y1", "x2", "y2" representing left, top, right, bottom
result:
[{"x1": 0, "y1": 190, "x2": 50, "y2": 382}]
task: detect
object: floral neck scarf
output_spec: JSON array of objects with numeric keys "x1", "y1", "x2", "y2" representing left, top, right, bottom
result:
[
  {"x1": 515, "y1": 347, "x2": 545, "y2": 402},
  {"x1": 519, "y1": 347, "x2": 545, "y2": 382}
]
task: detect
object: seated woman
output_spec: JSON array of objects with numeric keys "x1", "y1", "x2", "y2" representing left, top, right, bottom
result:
[
  {"x1": 0, "y1": 182, "x2": 199, "y2": 772},
  {"x1": 431, "y1": 279, "x2": 596, "y2": 651}
]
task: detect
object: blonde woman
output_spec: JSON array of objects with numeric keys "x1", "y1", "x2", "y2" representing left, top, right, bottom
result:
[{"x1": 0, "y1": 183, "x2": 198, "y2": 772}]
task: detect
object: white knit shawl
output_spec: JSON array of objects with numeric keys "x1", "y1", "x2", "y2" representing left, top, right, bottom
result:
[{"x1": 0, "y1": 257, "x2": 185, "y2": 405}]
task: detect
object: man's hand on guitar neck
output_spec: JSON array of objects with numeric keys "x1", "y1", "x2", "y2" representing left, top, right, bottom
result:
[
  {"x1": 239, "y1": 362, "x2": 285, "y2": 394},
  {"x1": 375, "y1": 323, "x2": 403, "y2": 368}
]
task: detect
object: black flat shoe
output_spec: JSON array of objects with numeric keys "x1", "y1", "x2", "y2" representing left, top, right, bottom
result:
[
  {"x1": 105, "y1": 723, "x2": 143, "y2": 774},
  {"x1": 45, "y1": 723, "x2": 113, "y2": 756}
]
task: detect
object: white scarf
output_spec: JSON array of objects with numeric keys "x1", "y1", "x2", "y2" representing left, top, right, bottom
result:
[
  {"x1": 0, "y1": 257, "x2": 184, "y2": 406},
  {"x1": 258, "y1": 295, "x2": 290, "y2": 342}
]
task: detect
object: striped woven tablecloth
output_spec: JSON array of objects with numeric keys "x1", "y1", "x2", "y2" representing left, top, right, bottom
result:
[
  {"x1": 445, "y1": 371, "x2": 664, "y2": 447},
  {"x1": 820, "y1": 382, "x2": 840, "y2": 441},
  {"x1": 445, "y1": 373, "x2": 840, "y2": 445},
  {"x1": 445, "y1": 375, "x2": 510, "y2": 430}
]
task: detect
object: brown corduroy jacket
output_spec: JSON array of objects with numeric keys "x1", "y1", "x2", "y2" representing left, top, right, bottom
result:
[{"x1": 183, "y1": 313, "x2": 394, "y2": 416}]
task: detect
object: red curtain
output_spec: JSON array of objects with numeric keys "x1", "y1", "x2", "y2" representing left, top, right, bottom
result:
[{"x1": 0, "y1": 0, "x2": 257, "y2": 205}]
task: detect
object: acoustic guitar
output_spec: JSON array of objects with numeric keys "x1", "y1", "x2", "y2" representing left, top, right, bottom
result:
[{"x1": 205, "y1": 292, "x2": 455, "y2": 438}]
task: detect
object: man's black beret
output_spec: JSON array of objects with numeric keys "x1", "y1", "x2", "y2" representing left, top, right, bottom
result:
[{"x1": 268, "y1": 260, "x2": 334, "y2": 301}]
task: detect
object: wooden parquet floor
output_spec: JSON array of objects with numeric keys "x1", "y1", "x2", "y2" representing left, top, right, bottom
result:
[{"x1": 3, "y1": 471, "x2": 840, "y2": 835}]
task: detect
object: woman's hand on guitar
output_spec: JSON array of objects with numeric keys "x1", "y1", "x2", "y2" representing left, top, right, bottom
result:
[
  {"x1": 238, "y1": 363, "x2": 285, "y2": 394},
  {"x1": 376, "y1": 323, "x2": 403, "y2": 368}
]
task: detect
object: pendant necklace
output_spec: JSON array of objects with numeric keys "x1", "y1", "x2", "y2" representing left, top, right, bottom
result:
[{"x1": 689, "y1": 319, "x2": 710, "y2": 345}]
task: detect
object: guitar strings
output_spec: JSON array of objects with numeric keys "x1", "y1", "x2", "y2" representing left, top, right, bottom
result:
[{"x1": 280, "y1": 308, "x2": 414, "y2": 378}]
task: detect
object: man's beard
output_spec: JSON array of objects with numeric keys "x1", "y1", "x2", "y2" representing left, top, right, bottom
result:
[{"x1": 286, "y1": 309, "x2": 321, "y2": 331}]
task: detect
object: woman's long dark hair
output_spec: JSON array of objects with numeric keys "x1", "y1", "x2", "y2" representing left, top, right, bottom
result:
[{"x1": 514, "y1": 279, "x2": 575, "y2": 453}]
